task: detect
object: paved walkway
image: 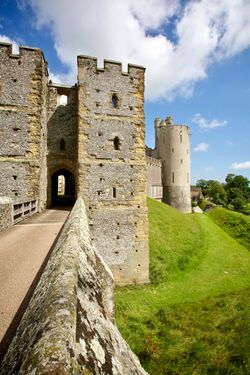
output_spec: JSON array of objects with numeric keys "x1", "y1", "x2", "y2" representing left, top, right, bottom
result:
[{"x1": 0, "y1": 208, "x2": 70, "y2": 348}]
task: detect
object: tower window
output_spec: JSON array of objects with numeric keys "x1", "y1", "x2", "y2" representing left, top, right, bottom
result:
[
  {"x1": 181, "y1": 159, "x2": 183, "y2": 164},
  {"x1": 113, "y1": 136, "x2": 120, "y2": 150},
  {"x1": 180, "y1": 134, "x2": 183, "y2": 143},
  {"x1": 113, "y1": 187, "x2": 116, "y2": 198},
  {"x1": 187, "y1": 173, "x2": 189, "y2": 183},
  {"x1": 172, "y1": 148, "x2": 174, "y2": 153},
  {"x1": 60, "y1": 139, "x2": 65, "y2": 151},
  {"x1": 172, "y1": 172, "x2": 175, "y2": 184},
  {"x1": 112, "y1": 94, "x2": 119, "y2": 108}
]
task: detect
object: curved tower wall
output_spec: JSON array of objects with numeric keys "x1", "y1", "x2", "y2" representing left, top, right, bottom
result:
[{"x1": 155, "y1": 118, "x2": 191, "y2": 213}]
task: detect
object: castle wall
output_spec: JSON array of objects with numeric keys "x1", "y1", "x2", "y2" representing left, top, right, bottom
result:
[
  {"x1": 77, "y1": 56, "x2": 149, "y2": 284},
  {"x1": 47, "y1": 84, "x2": 78, "y2": 207},
  {"x1": 155, "y1": 118, "x2": 191, "y2": 212},
  {"x1": 146, "y1": 156, "x2": 162, "y2": 200},
  {"x1": 0, "y1": 43, "x2": 48, "y2": 211}
]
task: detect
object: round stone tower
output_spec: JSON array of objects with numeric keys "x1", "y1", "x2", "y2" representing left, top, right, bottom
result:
[{"x1": 155, "y1": 116, "x2": 191, "y2": 213}]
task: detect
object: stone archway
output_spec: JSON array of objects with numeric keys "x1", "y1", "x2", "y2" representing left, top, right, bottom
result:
[{"x1": 51, "y1": 169, "x2": 76, "y2": 206}]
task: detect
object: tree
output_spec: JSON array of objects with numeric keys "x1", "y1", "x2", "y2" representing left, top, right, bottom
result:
[
  {"x1": 225, "y1": 174, "x2": 250, "y2": 209},
  {"x1": 206, "y1": 181, "x2": 227, "y2": 206}
]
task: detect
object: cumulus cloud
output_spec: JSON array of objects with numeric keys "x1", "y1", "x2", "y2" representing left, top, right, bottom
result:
[
  {"x1": 193, "y1": 142, "x2": 209, "y2": 152},
  {"x1": 231, "y1": 161, "x2": 250, "y2": 169},
  {"x1": 20, "y1": 0, "x2": 250, "y2": 99},
  {"x1": 192, "y1": 113, "x2": 227, "y2": 129},
  {"x1": 0, "y1": 35, "x2": 19, "y2": 54}
]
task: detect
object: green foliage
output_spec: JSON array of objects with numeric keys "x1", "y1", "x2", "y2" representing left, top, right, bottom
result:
[
  {"x1": 207, "y1": 206, "x2": 250, "y2": 250},
  {"x1": 207, "y1": 181, "x2": 228, "y2": 206},
  {"x1": 196, "y1": 174, "x2": 250, "y2": 212},
  {"x1": 115, "y1": 198, "x2": 250, "y2": 375}
]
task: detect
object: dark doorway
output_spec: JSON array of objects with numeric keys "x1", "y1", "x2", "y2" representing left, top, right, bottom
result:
[{"x1": 52, "y1": 169, "x2": 75, "y2": 206}]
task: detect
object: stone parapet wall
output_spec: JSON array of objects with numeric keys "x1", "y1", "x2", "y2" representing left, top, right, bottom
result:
[
  {"x1": 0, "y1": 197, "x2": 13, "y2": 231},
  {"x1": 0, "y1": 197, "x2": 147, "y2": 375}
]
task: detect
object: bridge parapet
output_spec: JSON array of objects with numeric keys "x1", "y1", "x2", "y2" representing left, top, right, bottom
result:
[
  {"x1": 0, "y1": 197, "x2": 147, "y2": 374},
  {"x1": 0, "y1": 197, "x2": 38, "y2": 232}
]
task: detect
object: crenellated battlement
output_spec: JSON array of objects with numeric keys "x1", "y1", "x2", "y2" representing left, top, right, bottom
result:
[
  {"x1": 0, "y1": 42, "x2": 47, "y2": 66},
  {"x1": 77, "y1": 54, "x2": 145, "y2": 79}
]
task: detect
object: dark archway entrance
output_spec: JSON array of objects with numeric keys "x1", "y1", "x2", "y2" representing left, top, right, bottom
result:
[{"x1": 51, "y1": 169, "x2": 76, "y2": 206}]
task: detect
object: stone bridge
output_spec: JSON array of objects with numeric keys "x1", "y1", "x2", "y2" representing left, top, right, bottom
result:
[{"x1": 0, "y1": 198, "x2": 147, "y2": 374}]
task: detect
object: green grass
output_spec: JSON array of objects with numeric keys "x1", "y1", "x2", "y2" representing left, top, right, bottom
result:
[
  {"x1": 115, "y1": 198, "x2": 250, "y2": 374},
  {"x1": 207, "y1": 206, "x2": 250, "y2": 250}
]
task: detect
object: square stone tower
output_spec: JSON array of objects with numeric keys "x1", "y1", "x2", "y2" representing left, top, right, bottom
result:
[
  {"x1": 0, "y1": 43, "x2": 48, "y2": 211},
  {"x1": 77, "y1": 56, "x2": 149, "y2": 284}
]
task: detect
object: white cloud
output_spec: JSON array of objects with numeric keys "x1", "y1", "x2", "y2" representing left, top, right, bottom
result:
[
  {"x1": 231, "y1": 161, "x2": 250, "y2": 169},
  {"x1": 20, "y1": 0, "x2": 250, "y2": 99},
  {"x1": 192, "y1": 113, "x2": 227, "y2": 129},
  {"x1": 0, "y1": 35, "x2": 19, "y2": 54},
  {"x1": 193, "y1": 142, "x2": 209, "y2": 152}
]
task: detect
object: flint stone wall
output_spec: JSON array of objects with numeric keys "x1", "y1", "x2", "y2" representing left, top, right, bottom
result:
[
  {"x1": 0, "y1": 197, "x2": 13, "y2": 231},
  {"x1": 0, "y1": 197, "x2": 147, "y2": 375}
]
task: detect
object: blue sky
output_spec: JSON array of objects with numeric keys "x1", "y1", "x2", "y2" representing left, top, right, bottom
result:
[{"x1": 1, "y1": 0, "x2": 250, "y2": 183}]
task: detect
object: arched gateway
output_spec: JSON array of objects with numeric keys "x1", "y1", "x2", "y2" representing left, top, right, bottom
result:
[{"x1": 51, "y1": 169, "x2": 76, "y2": 206}]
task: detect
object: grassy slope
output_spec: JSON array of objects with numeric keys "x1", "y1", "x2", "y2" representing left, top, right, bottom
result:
[
  {"x1": 115, "y1": 198, "x2": 250, "y2": 375},
  {"x1": 207, "y1": 206, "x2": 250, "y2": 250}
]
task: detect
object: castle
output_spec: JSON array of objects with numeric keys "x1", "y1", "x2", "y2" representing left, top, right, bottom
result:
[{"x1": 0, "y1": 42, "x2": 191, "y2": 285}]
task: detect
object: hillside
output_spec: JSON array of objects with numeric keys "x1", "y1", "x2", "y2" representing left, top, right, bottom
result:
[
  {"x1": 207, "y1": 206, "x2": 250, "y2": 250},
  {"x1": 115, "y1": 198, "x2": 250, "y2": 375}
]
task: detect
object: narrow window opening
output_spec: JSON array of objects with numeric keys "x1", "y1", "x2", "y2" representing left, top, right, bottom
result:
[
  {"x1": 187, "y1": 149, "x2": 189, "y2": 154},
  {"x1": 187, "y1": 173, "x2": 189, "y2": 183},
  {"x1": 13, "y1": 127, "x2": 20, "y2": 132},
  {"x1": 60, "y1": 139, "x2": 65, "y2": 152},
  {"x1": 113, "y1": 187, "x2": 116, "y2": 198},
  {"x1": 180, "y1": 134, "x2": 182, "y2": 143},
  {"x1": 172, "y1": 172, "x2": 175, "y2": 184},
  {"x1": 172, "y1": 148, "x2": 174, "y2": 153},
  {"x1": 13, "y1": 175, "x2": 17, "y2": 180},
  {"x1": 113, "y1": 136, "x2": 120, "y2": 150},
  {"x1": 112, "y1": 94, "x2": 118, "y2": 108},
  {"x1": 181, "y1": 159, "x2": 183, "y2": 164}
]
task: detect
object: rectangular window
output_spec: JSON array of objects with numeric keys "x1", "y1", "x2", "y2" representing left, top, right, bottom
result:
[
  {"x1": 172, "y1": 172, "x2": 175, "y2": 184},
  {"x1": 113, "y1": 187, "x2": 116, "y2": 198},
  {"x1": 187, "y1": 173, "x2": 189, "y2": 183}
]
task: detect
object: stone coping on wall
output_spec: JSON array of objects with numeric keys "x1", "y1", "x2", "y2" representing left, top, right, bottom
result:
[{"x1": 0, "y1": 197, "x2": 148, "y2": 375}]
